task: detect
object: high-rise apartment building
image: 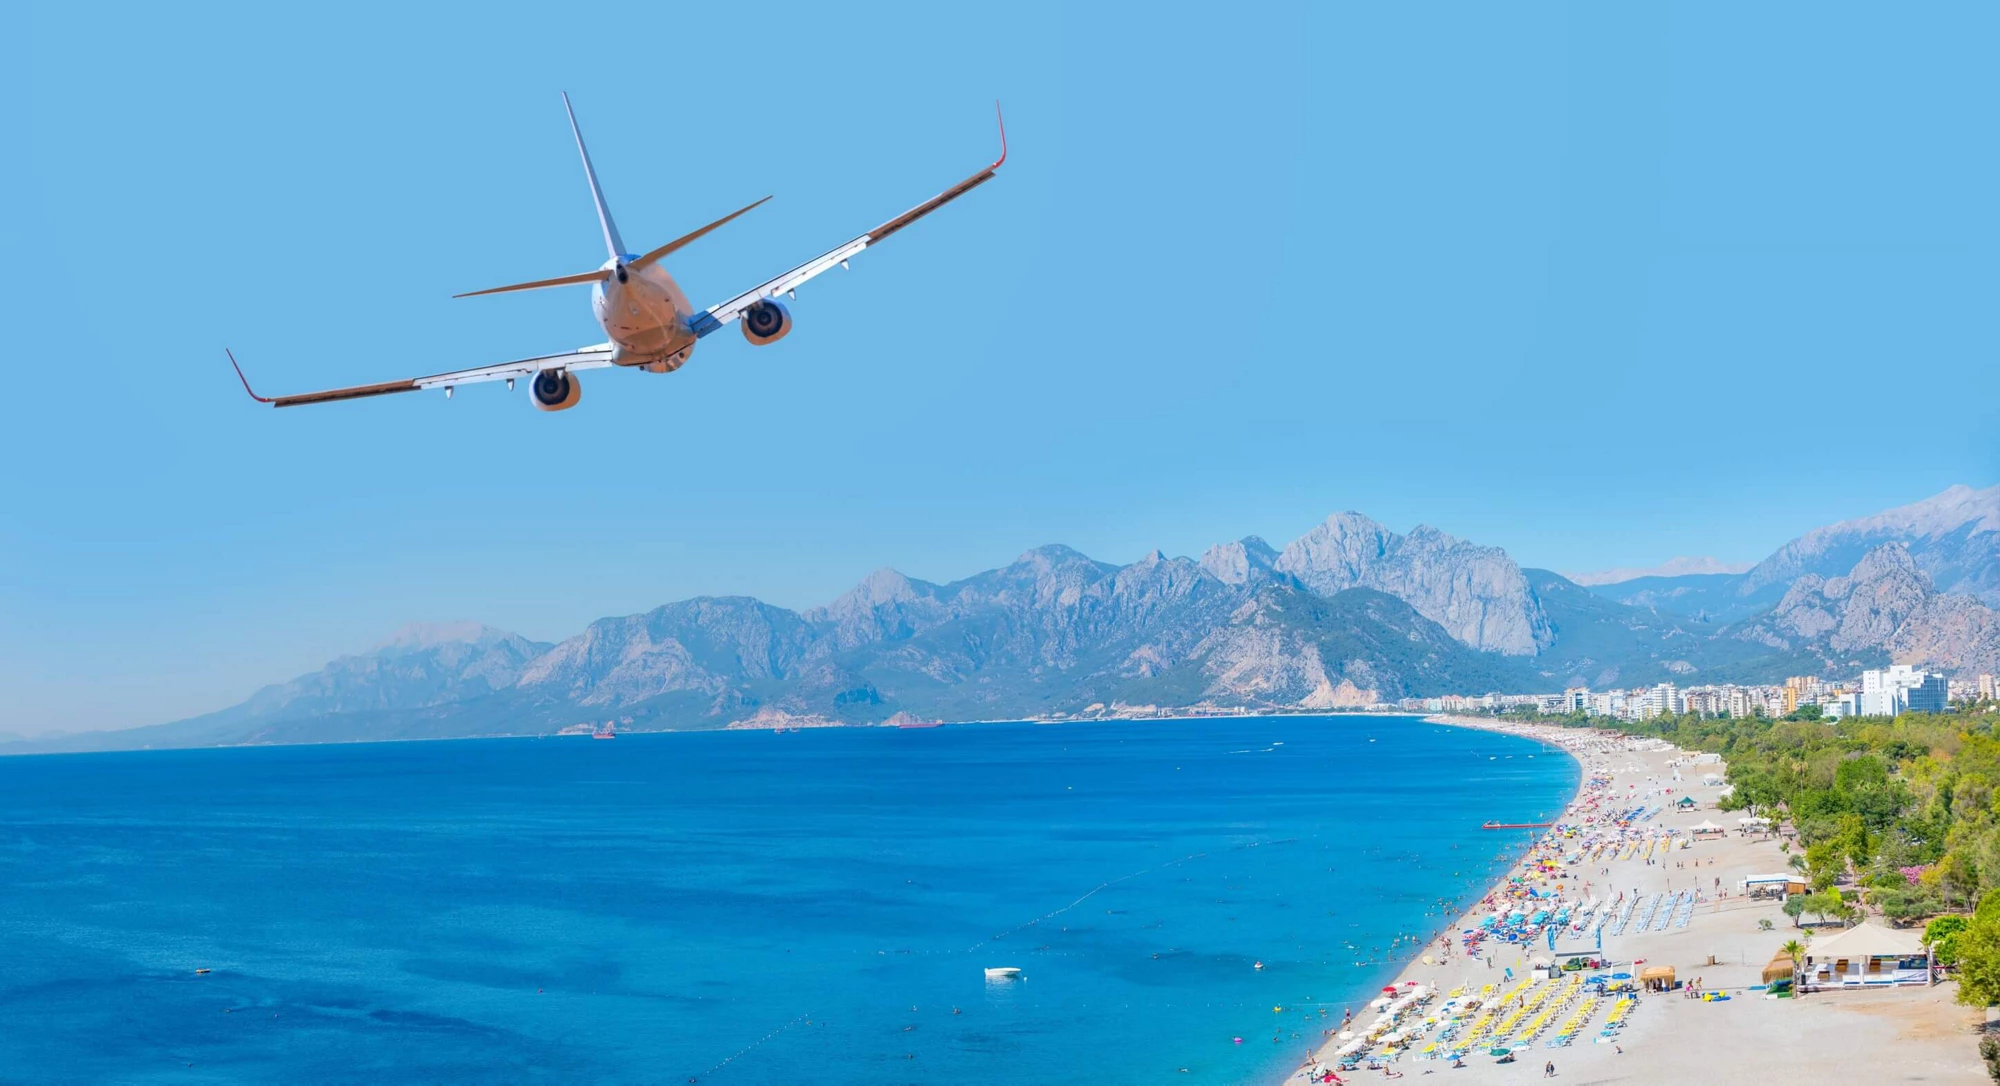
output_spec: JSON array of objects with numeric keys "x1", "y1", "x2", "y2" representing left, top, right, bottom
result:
[{"x1": 1861, "y1": 665, "x2": 1948, "y2": 716}]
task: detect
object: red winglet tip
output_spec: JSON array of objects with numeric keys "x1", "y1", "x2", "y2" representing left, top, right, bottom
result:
[
  {"x1": 226, "y1": 349, "x2": 274, "y2": 404},
  {"x1": 992, "y1": 101, "x2": 1007, "y2": 171}
]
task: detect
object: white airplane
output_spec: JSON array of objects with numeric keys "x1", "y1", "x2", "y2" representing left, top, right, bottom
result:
[{"x1": 230, "y1": 94, "x2": 1004, "y2": 411}]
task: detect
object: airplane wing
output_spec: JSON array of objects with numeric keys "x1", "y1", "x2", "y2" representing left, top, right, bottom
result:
[
  {"x1": 687, "y1": 105, "x2": 1007, "y2": 339},
  {"x1": 228, "y1": 345, "x2": 617, "y2": 407}
]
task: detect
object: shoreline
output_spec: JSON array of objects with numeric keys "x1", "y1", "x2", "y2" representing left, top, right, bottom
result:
[
  {"x1": 1281, "y1": 714, "x2": 1668, "y2": 1083},
  {"x1": 1281, "y1": 715, "x2": 1988, "y2": 1085},
  {"x1": 1281, "y1": 713, "x2": 1597, "y2": 1084},
  {"x1": 0, "y1": 707, "x2": 1507, "y2": 759},
  {"x1": 0, "y1": 706, "x2": 1468, "y2": 758}
]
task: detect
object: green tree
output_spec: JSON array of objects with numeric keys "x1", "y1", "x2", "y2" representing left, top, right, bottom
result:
[
  {"x1": 1783, "y1": 894, "x2": 1807, "y2": 928},
  {"x1": 1953, "y1": 912, "x2": 2000, "y2": 1006},
  {"x1": 1926, "y1": 916, "x2": 1971, "y2": 966},
  {"x1": 1877, "y1": 885, "x2": 1943, "y2": 925}
]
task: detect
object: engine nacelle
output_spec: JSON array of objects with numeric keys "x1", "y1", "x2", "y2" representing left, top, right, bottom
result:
[
  {"x1": 530, "y1": 368, "x2": 582, "y2": 412},
  {"x1": 740, "y1": 298, "x2": 792, "y2": 346}
]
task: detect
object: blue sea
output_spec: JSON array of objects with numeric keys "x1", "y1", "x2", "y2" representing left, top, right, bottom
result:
[{"x1": 0, "y1": 716, "x2": 1574, "y2": 1084}]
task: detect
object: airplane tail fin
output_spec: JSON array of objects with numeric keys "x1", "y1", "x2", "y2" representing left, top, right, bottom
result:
[{"x1": 562, "y1": 91, "x2": 627, "y2": 261}]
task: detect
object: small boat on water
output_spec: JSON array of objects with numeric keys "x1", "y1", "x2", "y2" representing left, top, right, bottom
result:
[{"x1": 984, "y1": 967, "x2": 1022, "y2": 980}]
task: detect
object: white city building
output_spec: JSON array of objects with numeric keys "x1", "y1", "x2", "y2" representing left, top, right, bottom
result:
[{"x1": 1860, "y1": 665, "x2": 1949, "y2": 716}]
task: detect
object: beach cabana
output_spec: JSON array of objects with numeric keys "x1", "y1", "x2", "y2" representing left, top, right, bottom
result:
[
  {"x1": 1674, "y1": 796, "x2": 1698, "y2": 810},
  {"x1": 1689, "y1": 819, "x2": 1726, "y2": 837},
  {"x1": 1800, "y1": 921, "x2": 1932, "y2": 991},
  {"x1": 1640, "y1": 966, "x2": 1676, "y2": 992}
]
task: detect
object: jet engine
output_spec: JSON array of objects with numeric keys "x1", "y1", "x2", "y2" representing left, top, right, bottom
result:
[
  {"x1": 530, "y1": 368, "x2": 582, "y2": 411},
  {"x1": 741, "y1": 298, "x2": 792, "y2": 346}
]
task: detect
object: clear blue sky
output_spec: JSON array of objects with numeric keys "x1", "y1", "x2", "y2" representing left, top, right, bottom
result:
[{"x1": 3, "y1": 2, "x2": 1996, "y2": 735}]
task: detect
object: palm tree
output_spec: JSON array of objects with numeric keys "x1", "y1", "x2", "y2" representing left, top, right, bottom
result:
[{"x1": 1780, "y1": 938, "x2": 1805, "y2": 962}]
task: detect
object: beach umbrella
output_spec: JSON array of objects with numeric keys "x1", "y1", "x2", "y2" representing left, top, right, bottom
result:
[
  {"x1": 1488, "y1": 1047, "x2": 1512, "y2": 1056},
  {"x1": 1611, "y1": 972, "x2": 1631, "y2": 980}
]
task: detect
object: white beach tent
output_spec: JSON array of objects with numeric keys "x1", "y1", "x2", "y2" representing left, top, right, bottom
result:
[
  {"x1": 1689, "y1": 819, "x2": 1726, "y2": 835},
  {"x1": 1801, "y1": 921, "x2": 1932, "y2": 990}
]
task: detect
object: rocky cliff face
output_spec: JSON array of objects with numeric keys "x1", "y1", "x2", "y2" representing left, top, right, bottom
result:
[
  {"x1": 516, "y1": 597, "x2": 819, "y2": 708},
  {"x1": 1741, "y1": 542, "x2": 2000, "y2": 675},
  {"x1": 1197, "y1": 536, "x2": 1280, "y2": 585},
  {"x1": 1742, "y1": 484, "x2": 2000, "y2": 605},
  {"x1": 235, "y1": 622, "x2": 552, "y2": 719},
  {"x1": 1274, "y1": 514, "x2": 1553, "y2": 655}
]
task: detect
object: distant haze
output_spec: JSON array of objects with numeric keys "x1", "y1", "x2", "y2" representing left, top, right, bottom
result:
[{"x1": 1566, "y1": 557, "x2": 1756, "y2": 586}]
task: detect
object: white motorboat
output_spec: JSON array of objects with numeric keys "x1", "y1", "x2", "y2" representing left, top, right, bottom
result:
[{"x1": 984, "y1": 967, "x2": 1022, "y2": 980}]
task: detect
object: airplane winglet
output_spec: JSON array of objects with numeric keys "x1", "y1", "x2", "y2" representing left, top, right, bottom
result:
[
  {"x1": 226, "y1": 349, "x2": 274, "y2": 404},
  {"x1": 992, "y1": 101, "x2": 1007, "y2": 171}
]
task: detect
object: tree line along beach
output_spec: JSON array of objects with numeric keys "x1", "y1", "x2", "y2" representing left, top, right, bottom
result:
[{"x1": 1285, "y1": 714, "x2": 1989, "y2": 1085}]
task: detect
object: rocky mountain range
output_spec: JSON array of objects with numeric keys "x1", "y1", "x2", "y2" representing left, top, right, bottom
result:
[
  {"x1": 16, "y1": 485, "x2": 1997, "y2": 753},
  {"x1": 1591, "y1": 484, "x2": 2000, "y2": 625},
  {"x1": 1734, "y1": 542, "x2": 2000, "y2": 678}
]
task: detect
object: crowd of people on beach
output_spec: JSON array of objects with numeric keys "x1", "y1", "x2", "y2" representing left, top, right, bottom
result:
[{"x1": 1299, "y1": 729, "x2": 1711, "y2": 1082}]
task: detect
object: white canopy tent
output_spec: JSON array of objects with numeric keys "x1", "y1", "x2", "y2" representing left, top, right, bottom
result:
[{"x1": 1801, "y1": 921, "x2": 1932, "y2": 991}]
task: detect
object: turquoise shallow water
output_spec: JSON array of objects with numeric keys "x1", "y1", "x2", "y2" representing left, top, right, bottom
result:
[{"x1": 0, "y1": 715, "x2": 1574, "y2": 1084}]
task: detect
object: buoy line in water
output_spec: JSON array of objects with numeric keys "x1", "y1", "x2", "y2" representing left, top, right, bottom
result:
[
  {"x1": 962, "y1": 837, "x2": 1313, "y2": 954},
  {"x1": 963, "y1": 854, "x2": 1205, "y2": 952},
  {"x1": 692, "y1": 1010, "x2": 813, "y2": 1080}
]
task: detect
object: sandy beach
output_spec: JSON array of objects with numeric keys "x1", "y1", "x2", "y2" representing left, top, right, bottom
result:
[{"x1": 1282, "y1": 715, "x2": 1988, "y2": 1085}]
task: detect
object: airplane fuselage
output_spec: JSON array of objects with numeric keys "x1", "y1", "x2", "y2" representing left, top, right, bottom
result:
[{"x1": 592, "y1": 257, "x2": 699, "y2": 372}]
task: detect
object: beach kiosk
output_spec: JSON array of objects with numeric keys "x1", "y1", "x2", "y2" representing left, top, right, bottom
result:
[
  {"x1": 1799, "y1": 921, "x2": 1933, "y2": 991},
  {"x1": 1674, "y1": 796, "x2": 1698, "y2": 811},
  {"x1": 1641, "y1": 965, "x2": 1676, "y2": 992},
  {"x1": 1741, "y1": 873, "x2": 1806, "y2": 900}
]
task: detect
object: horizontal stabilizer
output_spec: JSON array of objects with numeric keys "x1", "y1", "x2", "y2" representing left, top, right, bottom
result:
[
  {"x1": 454, "y1": 268, "x2": 610, "y2": 300},
  {"x1": 630, "y1": 196, "x2": 773, "y2": 270}
]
